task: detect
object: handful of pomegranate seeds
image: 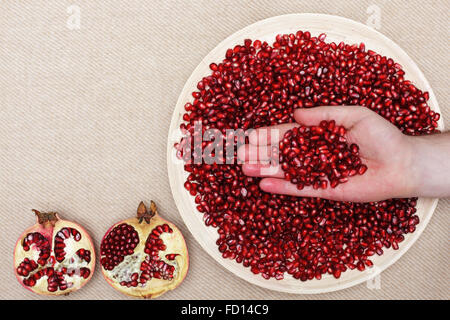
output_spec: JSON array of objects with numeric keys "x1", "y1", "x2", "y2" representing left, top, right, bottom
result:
[{"x1": 279, "y1": 120, "x2": 367, "y2": 190}]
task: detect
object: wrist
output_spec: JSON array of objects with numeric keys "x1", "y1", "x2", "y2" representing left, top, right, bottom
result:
[
  {"x1": 405, "y1": 132, "x2": 450, "y2": 198},
  {"x1": 403, "y1": 135, "x2": 423, "y2": 197}
]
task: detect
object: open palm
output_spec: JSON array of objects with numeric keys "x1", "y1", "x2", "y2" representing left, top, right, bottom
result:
[{"x1": 238, "y1": 106, "x2": 415, "y2": 202}]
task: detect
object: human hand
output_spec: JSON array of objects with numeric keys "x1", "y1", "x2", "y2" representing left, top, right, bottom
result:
[{"x1": 238, "y1": 106, "x2": 417, "y2": 202}]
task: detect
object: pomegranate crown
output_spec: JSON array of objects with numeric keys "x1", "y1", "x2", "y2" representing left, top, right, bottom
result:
[
  {"x1": 136, "y1": 201, "x2": 158, "y2": 224},
  {"x1": 32, "y1": 209, "x2": 59, "y2": 225}
]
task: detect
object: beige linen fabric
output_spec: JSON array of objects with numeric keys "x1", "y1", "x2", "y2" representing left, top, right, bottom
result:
[{"x1": 0, "y1": 0, "x2": 448, "y2": 299}]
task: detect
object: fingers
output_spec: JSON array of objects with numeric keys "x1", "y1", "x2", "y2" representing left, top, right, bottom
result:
[
  {"x1": 259, "y1": 178, "x2": 343, "y2": 199},
  {"x1": 294, "y1": 105, "x2": 372, "y2": 128},
  {"x1": 242, "y1": 163, "x2": 284, "y2": 178},
  {"x1": 248, "y1": 123, "x2": 297, "y2": 146},
  {"x1": 237, "y1": 144, "x2": 283, "y2": 178},
  {"x1": 247, "y1": 106, "x2": 373, "y2": 147},
  {"x1": 237, "y1": 144, "x2": 273, "y2": 163},
  {"x1": 241, "y1": 106, "x2": 374, "y2": 181},
  {"x1": 259, "y1": 173, "x2": 382, "y2": 202}
]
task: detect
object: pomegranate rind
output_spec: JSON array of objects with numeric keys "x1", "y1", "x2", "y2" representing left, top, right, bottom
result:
[
  {"x1": 100, "y1": 212, "x2": 189, "y2": 298},
  {"x1": 13, "y1": 214, "x2": 96, "y2": 295}
]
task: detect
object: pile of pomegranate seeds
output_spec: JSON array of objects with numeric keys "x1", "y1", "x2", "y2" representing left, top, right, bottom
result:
[
  {"x1": 279, "y1": 121, "x2": 367, "y2": 190},
  {"x1": 178, "y1": 31, "x2": 439, "y2": 281}
]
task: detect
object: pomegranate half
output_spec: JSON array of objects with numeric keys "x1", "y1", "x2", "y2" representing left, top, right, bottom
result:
[
  {"x1": 100, "y1": 201, "x2": 189, "y2": 298},
  {"x1": 13, "y1": 210, "x2": 95, "y2": 295}
]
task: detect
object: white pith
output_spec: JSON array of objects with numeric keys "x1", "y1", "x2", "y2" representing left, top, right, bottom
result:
[
  {"x1": 107, "y1": 249, "x2": 179, "y2": 285},
  {"x1": 29, "y1": 249, "x2": 90, "y2": 290},
  {"x1": 14, "y1": 218, "x2": 95, "y2": 295}
]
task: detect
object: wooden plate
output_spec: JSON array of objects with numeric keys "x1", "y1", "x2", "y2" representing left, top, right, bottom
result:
[{"x1": 166, "y1": 14, "x2": 443, "y2": 294}]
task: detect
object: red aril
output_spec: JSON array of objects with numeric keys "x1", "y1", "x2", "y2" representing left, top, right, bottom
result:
[
  {"x1": 100, "y1": 201, "x2": 188, "y2": 298},
  {"x1": 14, "y1": 210, "x2": 95, "y2": 295}
]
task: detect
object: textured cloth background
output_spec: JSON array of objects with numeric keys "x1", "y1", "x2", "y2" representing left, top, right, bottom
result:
[{"x1": 0, "y1": 0, "x2": 448, "y2": 300}]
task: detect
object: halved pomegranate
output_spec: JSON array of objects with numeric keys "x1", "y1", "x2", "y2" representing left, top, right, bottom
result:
[
  {"x1": 13, "y1": 210, "x2": 95, "y2": 295},
  {"x1": 100, "y1": 201, "x2": 189, "y2": 298}
]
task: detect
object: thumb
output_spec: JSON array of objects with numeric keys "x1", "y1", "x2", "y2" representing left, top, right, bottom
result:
[{"x1": 294, "y1": 106, "x2": 372, "y2": 128}]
